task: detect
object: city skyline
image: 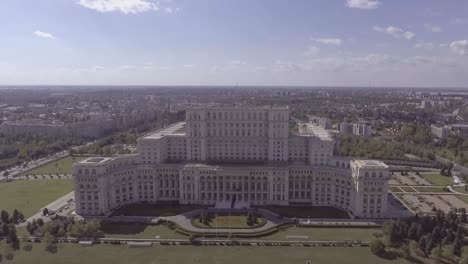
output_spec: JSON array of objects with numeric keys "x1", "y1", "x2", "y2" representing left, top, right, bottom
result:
[{"x1": 1, "y1": 0, "x2": 468, "y2": 87}]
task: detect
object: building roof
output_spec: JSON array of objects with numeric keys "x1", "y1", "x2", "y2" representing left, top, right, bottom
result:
[
  {"x1": 354, "y1": 160, "x2": 388, "y2": 169},
  {"x1": 298, "y1": 122, "x2": 333, "y2": 141},
  {"x1": 140, "y1": 122, "x2": 186, "y2": 140}
]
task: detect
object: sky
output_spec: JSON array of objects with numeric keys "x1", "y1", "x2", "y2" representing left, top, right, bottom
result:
[{"x1": 0, "y1": 0, "x2": 468, "y2": 87}]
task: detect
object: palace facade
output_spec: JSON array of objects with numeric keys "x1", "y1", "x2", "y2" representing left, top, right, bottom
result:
[{"x1": 73, "y1": 106, "x2": 390, "y2": 218}]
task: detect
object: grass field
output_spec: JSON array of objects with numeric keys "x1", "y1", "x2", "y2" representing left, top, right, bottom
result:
[
  {"x1": 0, "y1": 179, "x2": 74, "y2": 217},
  {"x1": 111, "y1": 203, "x2": 206, "y2": 217},
  {"x1": 192, "y1": 214, "x2": 266, "y2": 229},
  {"x1": 264, "y1": 227, "x2": 378, "y2": 241},
  {"x1": 421, "y1": 173, "x2": 453, "y2": 186},
  {"x1": 21, "y1": 156, "x2": 86, "y2": 176},
  {"x1": 454, "y1": 186, "x2": 468, "y2": 194},
  {"x1": 413, "y1": 186, "x2": 449, "y2": 193},
  {"x1": 389, "y1": 186, "x2": 403, "y2": 192},
  {"x1": 5, "y1": 243, "x2": 413, "y2": 264},
  {"x1": 399, "y1": 186, "x2": 416, "y2": 192},
  {"x1": 101, "y1": 223, "x2": 186, "y2": 239},
  {"x1": 256, "y1": 206, "x2": 350, "y2": 219},
  {"x1": 456, "y1": 195, "x2": 468, "y2": 204}
]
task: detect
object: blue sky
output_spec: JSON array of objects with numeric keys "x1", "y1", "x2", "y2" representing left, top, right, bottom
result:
[{"x1": 0, "y1": 0, "x2": 467, "y2": 87}]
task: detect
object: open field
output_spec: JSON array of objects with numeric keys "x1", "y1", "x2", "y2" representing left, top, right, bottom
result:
[
  {"x1": 263, "y1": 227, "x2": 378, "y2": 241},
  {"x1": 101, "y1": 223, "x2": 186, "y2": 239},
  {"x1": 5, "y1": 244, "x2": 413, "y2": 264},
  {"x1": 111, "y1": 203, "x2": 207, "y2": 217},
  {"x1": 420, "y1": 173, "x2": 452, "y2": 186},
  {"x1": 21, "y1": 156, "x2": 86, "y2": 176},
  {"x1": 256, "y1": 206, "x2": 350, "y2": 219},
  {"x1": 0, "y1": 179, "x2": 73, "y2": 217}
]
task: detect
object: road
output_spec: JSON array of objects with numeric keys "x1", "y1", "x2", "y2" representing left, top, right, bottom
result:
[
  {"x1": 0, "y1": 150, "x2": 69, "y2": 180},
  {"x1": 18, "y1": 191, "x2": 76, "y2": 227}
]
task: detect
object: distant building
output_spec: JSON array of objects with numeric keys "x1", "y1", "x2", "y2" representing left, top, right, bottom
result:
[
  {"x1": 308, "y1": 115, "x2": 332, "y2": 129},
  {"x1": 339, "y1": 121, "x2": 353, "y2": 135},
  {"x1": 339, "y1": 121, "x2": 372, "y2": 137},
  {"x1": 451, "y1": 124, "x2": 468, "y2": 138},
  {"x1": 430, "y1": 124, "x2": 449, "y2": 139},
  {"x1": 352, "y1": 123, "x2": 372, "y2": 137}
]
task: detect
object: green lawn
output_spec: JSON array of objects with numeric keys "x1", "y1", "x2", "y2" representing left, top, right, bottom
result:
[
  {"x1": 21, "y1": 156, "x2": 86, "y2": 176},
  {"x1": 263, "y1": 227, "x2": 378, "y2": 241},
  {"x1": 389, "y1": 186, "x2": 403, "y2": 192},
  {"x1": 399, "y1": 186, "x2": 416, "y2": 192},
  {"x1": 5, "y1": 243, "x2": 413, "y2": 264},
  {"x1": 456, "y1": 195, "x2": 468, "y2": 204},
  {"x1": 111, "y1": 203, "x2": 206, "y2": 217},
  {"x1": 192, "y1": 214, "x2": 266, "y2": 229},
  {"x1": 101, "y1": 223, "x2": 186, "y2": 239},
  {"x1": 413, "y1": 186, "x2": 449, "y2": 193},
  {"x1": 256, "y1": 206, "x2": 350, "y2": 219},
  {"x1": 0, "y1": 179, "x2": 74, "y2": 217},
  {"x1": 420, "y1": 173, "x2": 453, "y2": 186},
  {"x1": 454, "y1": 186, "x2": 468, "y2": 194}
]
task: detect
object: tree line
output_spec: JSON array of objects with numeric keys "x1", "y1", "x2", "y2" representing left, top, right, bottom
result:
[{"x1": 371, "y1": 209, "x2": 467, "y2": 263}]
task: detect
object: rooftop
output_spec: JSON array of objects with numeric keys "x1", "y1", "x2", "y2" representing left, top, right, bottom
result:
[
  {"x1": 298, "y1": 122, "x2": 333, "y2": 141},
  {"x1": 354, "y1": 160, "x2": 388, "y2": 169},
  {"x1": 141, "y1": 122, "x2": 186, "y2": 140}
]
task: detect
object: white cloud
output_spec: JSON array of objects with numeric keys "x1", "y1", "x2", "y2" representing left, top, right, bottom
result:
[
  {"x1": 164, "y1": 7, "x2": 173, "y2": 13},
  {"x1": 450, "y1": 40, "x2": 468, "y2": 56},
  {"x1": 451, "y1": 18, "x2": 468, "y2": 25},
  {"x1": 424, "y1": 24, "x2": 442, "y2": 33},
  {"x1": 33, "y1": 30, "x2": 56, "y2": 39},
  {"x1": 414, "y1": 42, "x2": 434, "y2": 50},
  {"x1": 77, "y1": 0, "x2": 158, "y2": 14},
  {"x1": 304, "y1": 46, "x2": 320, "y2": 57},
  {"x1": 373, "y1": 26, "x2": 415, "y2": 40},
  {"x1": 313, "y1": 38, "x2": 342, "y2": 46},
  {"x1": 346, "y1": 0, "x2": 380, "y2": 9}
]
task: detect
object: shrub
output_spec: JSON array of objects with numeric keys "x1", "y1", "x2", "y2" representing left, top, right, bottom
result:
[{"x1": 22, "y1": 243, "x2": 33, "y2": 251}]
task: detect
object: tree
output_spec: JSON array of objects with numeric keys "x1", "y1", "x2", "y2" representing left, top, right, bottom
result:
[
  {"x1": 42, "y1": 208, "x2": 49, "y2": 216},
  {"x1": 382, "y1": 222, "x2": 399, "y2": 246},
  {"x1": 453, "y1": 237, "x2": 462, "y2": 256},
  {"x1": 188, "y1": 234, "x2": 198, "y2": 244},
  {"x1": 425, "y1": 237, "x2": 434, "y2": 256},
  {"x1": 418, "y1": 236, "x2": 427, "y2": 253},
  {"x1": 22, "y1": 243, "x2": 33, "y2": 252},
  {"x1": 370, "y1": 239, "x2": 386, "y2": 256},
  {"x1": 1, "y1": 210, "x2": 9, "y2": 223},
  {"x1": 37, "y1": 218, "x2": 44, "y2": 227},
  {"x1": 460, "y1": 208, "x2": 467, "y2": 223},
  {"x1": 407, "y1": 223, "x2": 418, "y2": 241}
]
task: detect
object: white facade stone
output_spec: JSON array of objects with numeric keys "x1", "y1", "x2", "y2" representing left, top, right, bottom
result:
[{"x1": 73, "y1": 106, "x2": 390, "y2": 218}]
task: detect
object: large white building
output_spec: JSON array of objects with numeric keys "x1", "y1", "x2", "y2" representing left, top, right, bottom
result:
[{"x1": 73, "y1": 106, "x2": 390, "y2": 218}]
